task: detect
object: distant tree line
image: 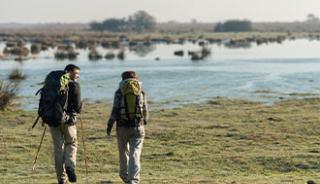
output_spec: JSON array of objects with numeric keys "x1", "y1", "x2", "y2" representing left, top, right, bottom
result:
[
  {"x1": 214, "y1": 20, "x2": 252, "y2": 32},
  {"x1": 90, "y1": 10, "x2": 156, "y2": 32},
  {"x1": 3, "y1": 13, "x2": 320, "y2": 33},
  {"x1": 306, "y1": 13, "x2": 320, "y2": 23}
]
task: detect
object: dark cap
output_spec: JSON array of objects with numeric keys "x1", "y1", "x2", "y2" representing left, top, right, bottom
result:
[{"x1": 121, "y1": 71, "x2": 138, "y2": 80}]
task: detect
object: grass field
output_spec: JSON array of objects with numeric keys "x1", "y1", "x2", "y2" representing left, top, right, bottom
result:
[{"x1": 1, "y1": 97, "x2": 320, "y2": 184}]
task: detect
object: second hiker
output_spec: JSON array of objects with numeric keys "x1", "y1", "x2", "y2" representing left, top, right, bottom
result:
[{"x1": 107, "y1": 71, "x2": 149, "y2": 184}]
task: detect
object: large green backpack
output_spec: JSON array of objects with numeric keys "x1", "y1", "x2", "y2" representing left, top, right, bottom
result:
[
  {"x1": 118, "y1": 79, "x2": 144, "y2": 126},
  {"x1": 37, "y1": 71, "x2": 70, "y2": 127}
]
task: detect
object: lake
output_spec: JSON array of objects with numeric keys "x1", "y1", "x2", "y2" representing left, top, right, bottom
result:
[{"x1": 1, "y1": 39, "x2": 320, "y2": 110}]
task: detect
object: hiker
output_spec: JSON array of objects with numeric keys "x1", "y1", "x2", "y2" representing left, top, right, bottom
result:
[
  {"x1": 107, "y1": 71, "x2": 149, "y2": 184},
  {"x1": 38, "y1": 64, "x2": 82, "y2": 184}
]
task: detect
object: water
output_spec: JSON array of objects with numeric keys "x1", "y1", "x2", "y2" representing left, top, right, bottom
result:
[{"x1": 1, "y1": 39, "x2": 320, "y2": 110}]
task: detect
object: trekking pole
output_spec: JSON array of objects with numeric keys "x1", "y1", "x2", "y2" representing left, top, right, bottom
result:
[
  {"x1": 31, "y1": 115, "x2": 40, "y2": 129},
  {"x1": 79, "y1": 115, "x2": 89, "y2": 184},
  {"x1": 32, "y1": 125, "x2": 46, "y2": 171}
]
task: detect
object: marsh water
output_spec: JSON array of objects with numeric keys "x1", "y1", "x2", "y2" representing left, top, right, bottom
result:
[{"x1": 1, "y1": 39, "x2": 320, "y2": 110}]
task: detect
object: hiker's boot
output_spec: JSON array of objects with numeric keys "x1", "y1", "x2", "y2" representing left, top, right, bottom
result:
[
  {"x1": 307, "y1": 181, "x2": 317, "y2": 184},
  {"x1": 58, "y1": 180, "x2": 66, "y2": 184},
  {"x1": 66, "y1": 167, "x2": 77, "y2": 183}
]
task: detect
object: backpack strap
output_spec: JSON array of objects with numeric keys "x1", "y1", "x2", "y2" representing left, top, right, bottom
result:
[
  {"x1": 116, "y1": 90, "x2": 123, "y2": 118},
  {"x1": 136, "y1": 94, "x2": 144, "y2": 119},
  {"x1": 35, "y1": 88, "x2": 42, "y2": 96},
  {"x1": 62, "y1": 85, "x2": 69, "y2": 113}
]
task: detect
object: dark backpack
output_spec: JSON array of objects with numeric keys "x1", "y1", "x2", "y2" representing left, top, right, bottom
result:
[
  {"x1": 37, "y1": 70, "x2": 70, "y2": 127},
  {"x1": 117, "y1": 79, "x2": 144, "y2": 127}
]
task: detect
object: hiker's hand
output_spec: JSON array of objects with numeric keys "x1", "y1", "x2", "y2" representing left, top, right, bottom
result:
[{"x1": 106, "y1": 126, "x2": 112, "y2": 136}]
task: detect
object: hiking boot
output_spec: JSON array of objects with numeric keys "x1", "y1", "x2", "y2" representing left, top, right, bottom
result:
[
  {"x1": 58, "y1": 180, "x2": 66, "y2": 184},
  {"x1": 307, "y1": 180, "x2": 317, "y2": 184},
  {"x1": 66, "y1": 167, "x2": 77, "y2": 183}
]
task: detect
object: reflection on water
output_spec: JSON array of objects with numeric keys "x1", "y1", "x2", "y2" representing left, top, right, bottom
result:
[
  {"x1": 1, "y1": 39, "x2": 320, "y2": 110},
  {"x1": 129, "y1": 42, "x2": 156, "y2": 57}
]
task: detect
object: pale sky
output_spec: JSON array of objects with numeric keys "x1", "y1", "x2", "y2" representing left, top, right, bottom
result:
[{"x1": 1, "y1": 0, "x2": 320, "y2": 23}]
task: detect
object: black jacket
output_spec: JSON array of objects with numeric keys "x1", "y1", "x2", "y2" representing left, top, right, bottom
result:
[{"x1": 66, "y1": 81, "x2": 82, "y2": 114}]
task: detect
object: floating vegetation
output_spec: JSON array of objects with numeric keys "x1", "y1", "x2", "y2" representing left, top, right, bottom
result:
[
  {"x1": 88, "y1": 48, "x2": 103, "y2": 61},
  {"x1": 189, "y1": 46, "x2": 211, "y2": 61},
  {"x1": 105, "y1": 52, "x2": 115, "y2": 60},
  {"x1": 8, "y1": 68, "x2": 27, "y2": 81},
  {"x1": 54, "y1": 45, "x2": 78, "y2": 60},
  {"x1": 117, "y1": 50, "x2": 125, "y2": 60},
  {"x1": 30, "y1": 44, "x2": 42, "y2": 55},
  {"x1": 174, "y1": 50, "x2": 184, "y2": 57}
]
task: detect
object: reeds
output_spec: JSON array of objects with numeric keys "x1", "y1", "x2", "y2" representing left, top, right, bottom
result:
[
  {"x1": 8, "y1": 68, "x2": 27, "y2": 81},
  {"x1": 0, "y1": 80, "x2": 19, "y2": 110}
]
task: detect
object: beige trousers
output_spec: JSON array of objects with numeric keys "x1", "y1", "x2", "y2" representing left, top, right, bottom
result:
[
  {"x1": 50, "y1": 124, "x2": 78, "y2": 183},
  {"x1": 116, "y1": 126, "x2": 145, "y2": 184}
]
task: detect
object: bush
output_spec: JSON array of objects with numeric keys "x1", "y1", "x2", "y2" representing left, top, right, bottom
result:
[
  {"x1": 54, "y1": 51, "x2": 78, "y2": 60},
  {"x1": 31, "y1": 44, "x2": 41, "y2": 54},
  {"x1": 88, "y1": 49, "x2": 103, "y2": 61},
  {"x1": 117, "y1": 50, "x2": 125, "y2": 60},
  {"x1": 3, "y1": 46, "x2": 29, "y2": 57},
  {"x1": 8, "y1": 68, "x2": 27, "y2": 81},
  {"x1": 105, "y1": 52, "x2": 115, "y2": 60},
  {"x1": 0, "y1": 80, "x2": 19, "y2": 110},
  {"x1": 189, "y1": 46, "x2": 211, "y2": 61},
  {"x1": 54, "y1": 45, "x2": 79, "y2": 60}
]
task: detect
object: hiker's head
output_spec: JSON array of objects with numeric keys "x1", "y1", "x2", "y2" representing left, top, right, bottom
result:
[
  {"x1": 121, "y1": 71, "x2": 138, "y2": 80},
  {"x1": 64, "y1": 64, "x2": 80, "y2": 80}
]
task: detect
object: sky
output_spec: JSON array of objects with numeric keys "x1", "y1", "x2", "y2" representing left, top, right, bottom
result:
[{"x1": 1, "y1": 0, "x2": 320, "y2": 23}]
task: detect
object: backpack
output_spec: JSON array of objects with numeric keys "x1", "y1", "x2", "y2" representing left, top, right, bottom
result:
[
  {"x1": 118, "y1": 79, "x2": 144, "y2": 126},
  {"x1": 37, "y1": 70, "x2": 70, "y2": 127}
]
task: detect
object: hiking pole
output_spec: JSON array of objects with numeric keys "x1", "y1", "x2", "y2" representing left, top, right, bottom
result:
[
  {"x1": 32, "y1": 125, "x2": 47, "y2": 171},
  {"x1": 79, "y1": 115, "x2": 89, "y2": 184},
  {"x1": 31, "y1": 115, "x2": 40, "y2": 129}
]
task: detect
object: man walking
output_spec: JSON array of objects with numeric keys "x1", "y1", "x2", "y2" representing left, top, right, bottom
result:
[
  {"x1": 107, "y1": 71, "x2": 149, "y2": 184},
  {"x1": 39, "y1": 64, "x2": 82, "y2": 184}
]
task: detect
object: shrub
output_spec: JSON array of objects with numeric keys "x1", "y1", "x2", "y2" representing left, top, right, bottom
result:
[
  {"x1": 8, "y1": 68, "x2": 27, "y2": 81},
  {"x1": 117, "y1": 50, "x2": 125, "y2": 60},
  {"x1": 0, "y1": 80, "x2": 19, "y2": 110},
  {"x1": 105, "y1": 52, "x2": 115, "y2": 60},
  {"x1": 88, "y1": 49, "x2": 103, "y2": 61}
]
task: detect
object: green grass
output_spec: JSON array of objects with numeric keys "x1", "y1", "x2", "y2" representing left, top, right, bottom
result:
[{"x1": 1, "y1": 98, "x2": 320, "y2": 183}]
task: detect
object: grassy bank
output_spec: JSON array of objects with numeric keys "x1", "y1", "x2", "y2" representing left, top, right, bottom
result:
[{"x1": 1, "y1": 98, "x2": 320, "y2": 184}]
